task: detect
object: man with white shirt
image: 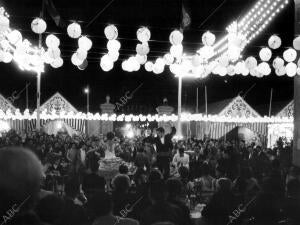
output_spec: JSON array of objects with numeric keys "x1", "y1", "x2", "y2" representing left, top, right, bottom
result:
[{"x1": 172, "y1": 147, "x2": 189, "y2": 170}]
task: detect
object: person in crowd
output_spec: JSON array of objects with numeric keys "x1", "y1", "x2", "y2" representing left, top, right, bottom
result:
[
  {"x1": 140, "y1": 180, "x2": 185, "y2": 225},
  {"x1": 178, "y1": 166, "x2": 194, "y2": 196},
  {"x1": 172, "y1": 147, "x2": 190, "y2": 170},
  {"x1": 282, "y1": 178, "x2": 300, "y2": 224},
  {"x1": 82, "y1": 157, "x2": 106, "y2": 199},
  {"x1": 135, "y1": 146, "x2": 150, "y2": 172},
  {"x1": 0, "y1": 147, "x2": 43, "y2": 225},
  {"x1": 88, "y1": 191, "x2": 139, "y2": 225},
  {"x1": 119, "y1": 164, "x2": 129, "y2": 175},
  {"x1": 166, "y1": 178, "x2": 192, "y2": 225},
  {"x1": 202, "y1": 178, "x2": 237, "y2": 225},
  {"x1": 154, "y1": 127, "x2": 172, "y2": 179}
]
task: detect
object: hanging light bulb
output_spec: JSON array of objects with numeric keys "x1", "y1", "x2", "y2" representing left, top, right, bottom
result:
[
  {"x1": 67, "y1": 22, "x2": 82, "y2": 39},
  {"x1": 78, "y1": 36, "x2": 92, "y2": 51},
  {"x1": 31, "y1": 18, "x2": 47, "y2": 34}
]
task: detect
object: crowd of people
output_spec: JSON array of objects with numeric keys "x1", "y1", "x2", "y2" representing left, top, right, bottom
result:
[{"x1": 0, "y1": 127, "x2": 299, "y2": 225}]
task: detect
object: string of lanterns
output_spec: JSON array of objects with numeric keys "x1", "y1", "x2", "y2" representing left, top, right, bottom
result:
[{"x1": 0, "y1": 108, "x2": 293, "y2": 124}]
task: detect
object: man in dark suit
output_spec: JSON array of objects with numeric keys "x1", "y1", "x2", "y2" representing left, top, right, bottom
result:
[{"x1": 154, "y1": 127, "x2": 175, "y2": 179}]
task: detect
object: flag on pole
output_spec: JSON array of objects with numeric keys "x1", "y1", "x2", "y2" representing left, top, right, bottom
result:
[{"x1": 43, "y1": 0, "x2": 66, "y2": 28}]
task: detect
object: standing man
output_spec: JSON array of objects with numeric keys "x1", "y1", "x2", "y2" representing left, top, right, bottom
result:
[{"x1": 154, "y1": 127, "x2": 174, "y2": 179}]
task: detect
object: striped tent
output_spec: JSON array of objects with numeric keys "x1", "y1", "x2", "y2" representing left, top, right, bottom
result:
[{"x1": 196, "y1": 95, "x2": 267, "y2": 143}]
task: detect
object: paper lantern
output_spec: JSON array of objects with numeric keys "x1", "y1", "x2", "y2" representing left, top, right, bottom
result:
[
  {"x1": 283, "y1": 48, "x2": 297, "y2": 62},
  {"x1": 202, "y1": 31, "x2": 215, "y2": 46},
  {"x1": 170, "y1": 44, "x2": 183, "y2": 58},
  {"x1": 164, "y1": 53, "x2": 174, "y2": 65},
  {"x1": 104, "y1": 25, "x2": 118, "y2": 40},
  {"x1": 137, "y1": 27, "x2": 151, "y2": 43},
  {"x1": 245, "y1": 56, "x2": 257, "y2": 70},
  {"x1": 259, "y1": 47, "x2": 272, "y2": 62},
  {"x1": 153, "y1": 63, "x2": 164, "y2": 74},
  {"x1": 293, "y1": 36, "x2": 300, "y2": 50},
  {"x1": 136, "y1": 54, "x2": 147, "y2": 64},
  {"x1": 0, "y1": 11, "x2": 9, "y2": 33},
  {"x1": 51, "y1": 57, "x2": 63, "y2": 68},
  {"x1": 218, "y1": 66, "x2": 227, "y2": 76},
  {"x1": 67, "y1": 22, "x2": 81, "y2": 39},
  {"x1": 250, "y1": 68, "x2": 260, "y2": 77},
  {"x1": 75, "y1": 48, "x2": 87, "y2": 61},
  {"x1": 257, "y1": 62, "x2": 271, "y2": 76},
  {"x1": 128, "y1": 56, "x2": 140, "y2": 72},
  {"x1": 100, "y1": 54, "x2": 114, "y2": 72},
  {"x1": 46, "y1": 34, "x2": 60, "y2": 48},
  {"x1": 2, "y1": 51, "x2": 13, "y2": 63},
  {"x1": 136, "y1": 43, "x2": 150, "y2": 56},
  {"x1": 78, "y1": 59, "x2": 88, "y2": 70},
  {"x1": 144, "y1": 61, "x2": 153, "y2": 72},
  {"x1": 42, "y1": 51, "x2": 53, "y2": 64},
  {"x1": 122, "y1": 60, "x2": 130, "y2": 72},
  {"x1": 273, "y1": 57, "x2": 284, "y2": 69},
  {"x1": 285, "y1": 62, "x2": 297, "y2": 77},
  {"x1": 47, "y1": 48, "x2": 61, "y2": 59},
  {"x1": 31, "y1": 18, "x2": 47, "y2": 34},
  {"x1": 169, "y1": 30, "x2": 183, "y2": 45},
  {"x1": 7, "y1": 30, "x2": 22, "y2": 45},
  {"x1": 275, "y1": 66, "x2": 286, "y2": 76},
  {"x1": 71, "y1": 53, "x2": 83, "y2": 66},
  {"x1": 227, "y1": 65, "x2": 235, "y2": 76},
  {"x1": 108, "y1": 51, "x2": 119, "y2": 62},
  {"x1": 78, "y1": 36, "x2": 92, "y2": 51},
  {"x1": 268, "y1": 35, "x2": 281, "y2": 49},
  {"x1": 107, "y1": 40, "x2": 121, "y2": 52}
]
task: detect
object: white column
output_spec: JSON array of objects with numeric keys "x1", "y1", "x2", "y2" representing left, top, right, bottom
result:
[
  {"x1": 177, "y1": 76, "x2": 183, "y2": 138},
  {"x1": 36, "y1": 72, "x2": 41, "y2": 131}
]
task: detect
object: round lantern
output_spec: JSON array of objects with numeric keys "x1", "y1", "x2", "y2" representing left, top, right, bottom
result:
[
  {"x1": 259, "y1": 47, "x2": 272, "y2": 62},
  {"x1": 47, "y1": 48, "x2": 61, "y2": 59},
  {"x1": 268, "y1": 35, "x2": 281, "y2": 49},
  {"x1": 145, "y1": 61, "x2": 153, "y2": 72},
  {"x1": 273, "y1": 57, "x2": 284, "y2": 69},
  {"x1": 136, "y1": 54, "x2": 147, "y2": 64},
  {"x1": 100, "y1": 54, "x2": 114, "y2": 72},
  {"x1": 67, "y1": 22, "x2": 81, "y2": 39},
  {"x1": 169, "y1": 30, "x2": 183, "y2": 45},
  {"x1": 7, "y1": 30, "x2": 22, "y2": 45},
  {"x1": 42, "y1": 51, "x2": 54, "y2": 64},
  {"x1": 0, "y1": 13, "x2": 9, "y2": 33},
  {"x1": 164, "y1": 53, "x2": 174, "y2": 65},
  {"x1": 275, "y1": 66, "x2": 286, "y2": 76},
  {"x1": 108, "y1": 51, "x2": 119, "y2": 62},
  {"x1": 76, "y1": 48, "x2": 87, "y2": 61},
  {"x1": 227, "y1": 65, "x2": 235, "y2": 76},
  {"x1": 245, "y1": 56, "x2": 257, "y2": 70},
  {"x1": 78, "y1": 36, "x2": 92, "y2": 51},
  {"x1": 71, "y1": 53, "x2": 83, "y2": 66},
  {"x1": 170, "y1": 44, "x2": 183, "y2": 58},
  {"x1": 283, "y1": 48, "x2": 297, "y2": 62},
  {"x1": 202, "y1": 31, "x2": 216, "y2": 46},
  {"x1": 2, "y1": 52, "x2": 13, "y2": 63},
  {"x1": 78, "y1": 59, "x2": 88, "y2": 70},
  {"x1": 107, "y1": 40, "x2": 121, "y2": 52},
  {"x1": 137, "y1": 27, "x2": 151, "y2": 43},
  {"x1": 31, "y1": 18, "x2": 47, "y2": 34},
  {"x1": 250, "y1": 68, "x2": 261, "y2": 77},
  {"x1": 293, "y1": 36, "x2": 300, "y2": 50},
  {"x1": 104, "y1": 25, "x2": 118, "y2": 40},
  {"x1": 286, "y1": 62, "x2": 297, "y2": 77},
  {"x1": 128, "y1": 56, "x2": 140, "y2": 72},
  {"x1": 51, "y1": 57, "x2": 63, "y2": 68},
  {"x1": 258, "y1": 62, "x2": 271, "y2": 76},
  {"x1": 136, "y1": 43, "x2": 150, "y2": 56},
  {"x1": 46, "y1": 34, "x2": 60, "y2": 48}
]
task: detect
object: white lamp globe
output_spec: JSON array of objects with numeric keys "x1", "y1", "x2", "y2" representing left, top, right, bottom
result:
[
  {"x1": 268, "y1": 35, "x2": 281, "y2": 49},
  {"x1": 202, "y1": 31, "x2": 216, "y2": 46},
  {"x1": 42, "y1": 51, "x2": 54, "y2": 64},
  {"x1": 169, "y1": 30, "x2": 183, "y2": 45},
  {"x1": 128, "y1": 56, "x2": 140, "y2": 71},
  {"x1": 273, "y1": 57, "x2": 284, "y2": 69},
  {"x1": 137, "y1": 27, "x2": 151, "y2": 43},
  {"x1": 136, "y1": 54, "x2": 147, "y2": 64},
  {"x1": 245, "y1": 56, "x2": 257, "y2": 70},
  {"x1": 78, "y1": 59, "x2": 88, "y2": 70},
  {"x1": 2, "y1": 51, "x2": 13, "y2": 63},
  {"x1": 67, "y1": 22, "x2": 82, "y2": 39},
  {"x1": 122, "y1": 60, "x2": 129, "y2": 72},
  {"x1": 144, "y1": 61, "x2": 153, "y2": 72},
  {"x1": 76, "y1": 48, "x2": 87, "y2": 61},
  {"x1": 107, "y1": 40, "x2": 121, "y2": 52},
  {"x1": 170, "y1": 44, "x2": 183, "y2": 58},
  {"x1": 108, "y1": 51, "x2": 119, "y2": 62},
  {"x1": 259, "y1": 47, "x2": 272, "y2": 62},
  {"x1": 78, "y1": 36, "x2": 92, "y2": 51},
  {"x1": 7, "y1": 30, "x2": 22, "y2": 45},
  {"x1": 51, "y1": 57, "x2": 63, "y2": 68},
  {"x1": 0, "y1": 13, "x2": 9, "y2": 33},
  {"x1": 46, "y1": 34, "x2": 60, "y2": 48},
  {"x1": 136, "y1": 43, "x2": 150, "y2": 56},
  {"x1": 104, "y1": 24, "x2": 118, "y2": 40},
  {"x1": 257, "y1": 62, "x2": 270, "y2": 76},
  {"x1": 283, "y1": 48, "x2": 297, "y2": 62},
  {"x1": 293, "y1": 36, "x2": 300, "y2": 50},
  {"x1": 48, "y1": 48, "x2": 61, "y2": 59},
  {"x1": 31, "y1": 18, "x2": 47, "y2": 34},
  {"x1": 153, "y1": 63, "x2": 164, "y2": 74},
  {"x1": 100, "y1": 54, "x2": 114, "y2": 71},
  {"x1": 227, "y1": 65, "x2": 235, "y2": 76},
  {"x1": 250, "y1": 68, "x2": 260, "y2": 77},
  {"x1": 164, "y1": 53, "x2": 174, "y2": 65},
  {"x1": 218, "y1": 66, "x2": 227, "y2": 76},
  {"x1": 286, "y1": 62, "x2": 297, "y2": 77},
  {"x1": 275, "y1": 66, "x2": 286, "y2": 76},
  {"x1": 71, "y1": 53, "x2": 83, "y2": 66},
  {"x1": 155, "y1": 58, "x2": 165, "y2": 68}
]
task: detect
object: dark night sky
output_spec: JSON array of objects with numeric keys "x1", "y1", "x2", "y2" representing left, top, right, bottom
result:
[{"x1": 0, "y1": 0, "x2": 295, "y2": 114}]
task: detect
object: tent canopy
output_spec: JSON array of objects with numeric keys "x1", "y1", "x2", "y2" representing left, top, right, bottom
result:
[
  {"x1": 0, "y1": 93, "x2": 17, "y2": 112},
  {"x1": 276, "y1": 100, "x2": 293, "y2": 118}
]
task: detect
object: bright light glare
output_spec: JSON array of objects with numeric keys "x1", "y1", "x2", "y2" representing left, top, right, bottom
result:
[
  {"x1": 84, "y1": 87, "x2": 89, "y2": 94},
  {"x1": 126, "y1": 130, "x2": 134, "y2": 138}
]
